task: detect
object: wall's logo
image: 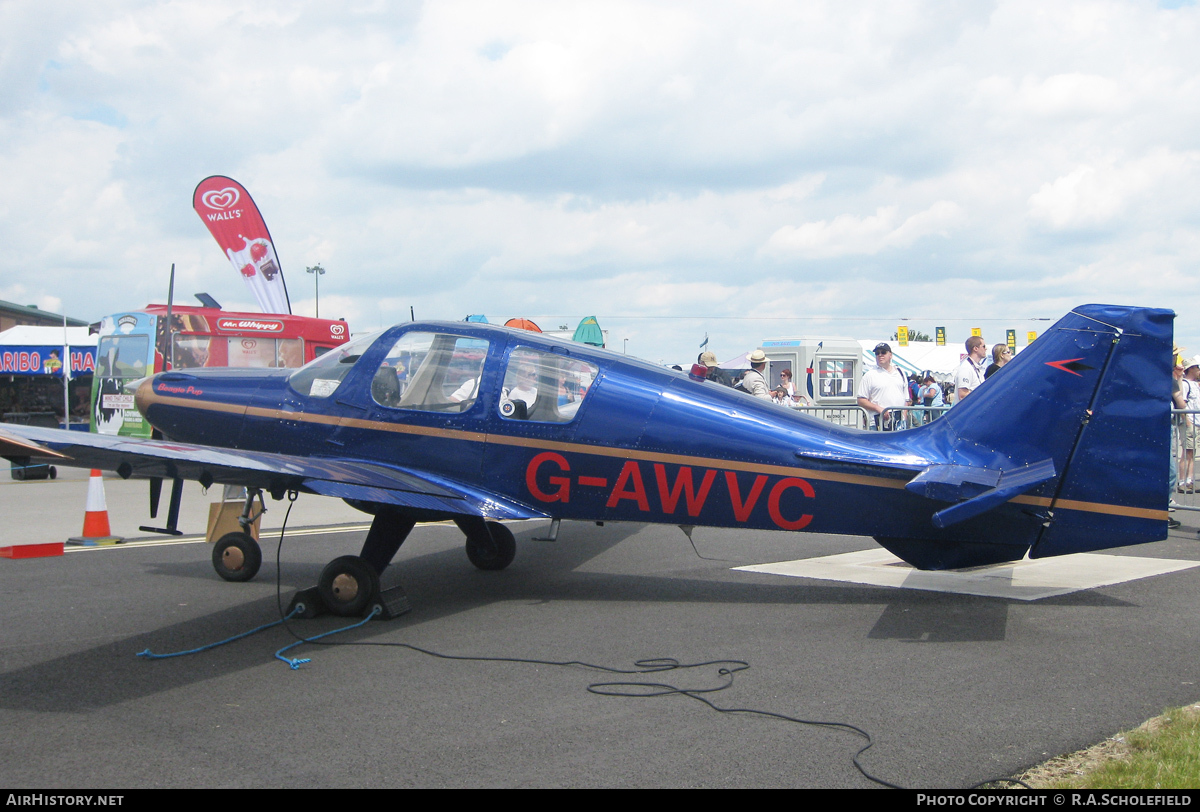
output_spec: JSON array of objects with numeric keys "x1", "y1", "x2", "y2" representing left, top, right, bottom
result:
[
  {"x1": 201, "y1": 188, "x2": 240, "y2": 210},
  {"x1": 330, "y1": 323, "x2": 346, "y2": 337}
]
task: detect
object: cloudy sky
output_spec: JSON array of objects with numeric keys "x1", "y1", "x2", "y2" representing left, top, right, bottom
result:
[{"x1": 2, "y1": 0, "x2": 1198, "y2": 365}]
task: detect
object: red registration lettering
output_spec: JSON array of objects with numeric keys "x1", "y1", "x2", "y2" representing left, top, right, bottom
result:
[
  {"x1": 526, "y1": 452, "x2": 571, "y2": 503},
  {"x1": 725, "y1": 472, "x2": 768, "y2": 522},
  {"x1": 606, "y1": 461, "x2": 650, "y2": 511},
  {"x1": 767, "y1": 477, "x2": 815, "y2": 530},
  {"x1": 654, "y1": 464, "x2": 717, "y2": 517}
]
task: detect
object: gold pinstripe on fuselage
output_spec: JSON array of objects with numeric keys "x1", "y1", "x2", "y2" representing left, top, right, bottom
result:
[{"x1": 138, "y1": 388, "x2": 1168, "y2": 522}]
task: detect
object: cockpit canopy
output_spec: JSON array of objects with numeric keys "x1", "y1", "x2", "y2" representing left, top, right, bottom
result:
[{"x1": 287, "y1": 327, "x2": 598, "y2": 424}]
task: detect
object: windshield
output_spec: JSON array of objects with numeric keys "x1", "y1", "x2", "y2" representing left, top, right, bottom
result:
[{"x1": 287, "y1": 331, "x2": 381, "y2": 397}]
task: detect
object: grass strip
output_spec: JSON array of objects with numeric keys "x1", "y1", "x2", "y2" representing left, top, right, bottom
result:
[{"x1": 1020, "y1": 704, "x2": 1200, "y2": 789}]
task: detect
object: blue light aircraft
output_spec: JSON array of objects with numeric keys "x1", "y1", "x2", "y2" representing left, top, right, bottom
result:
[{"x1": 0, "y1": 304, "x2": 1172, "y2": 617}]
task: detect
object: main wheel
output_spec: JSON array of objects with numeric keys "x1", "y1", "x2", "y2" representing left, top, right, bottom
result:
[
  {"x1": 465, "y1": 522, "x2": 516, "y2": 571},
  {"x1": 212, "y1": 532, "x2": 262, "y2": 582},
  {"x1": 318, "y1": 555, "x2": 381, "y2": 617}
]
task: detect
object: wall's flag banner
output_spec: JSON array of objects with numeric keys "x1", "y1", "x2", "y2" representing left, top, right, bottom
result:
[{"x1": 193, "y1": 176, "x2": 291, "y2": 315}]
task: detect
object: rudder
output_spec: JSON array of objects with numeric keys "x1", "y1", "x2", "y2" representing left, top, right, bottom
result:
[{"x1": 885, "y1": 304, "x2": 1172, "y2": 568}]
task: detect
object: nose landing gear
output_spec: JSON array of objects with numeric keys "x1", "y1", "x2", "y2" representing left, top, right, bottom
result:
[{"x1": 210, "y1": 488, "x2": 267, "y2": 582}]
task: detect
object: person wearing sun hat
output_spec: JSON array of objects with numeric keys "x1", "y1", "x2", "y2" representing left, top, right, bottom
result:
[{"x1": 740, "y1": 349, "x2": 771, "y2": 400}]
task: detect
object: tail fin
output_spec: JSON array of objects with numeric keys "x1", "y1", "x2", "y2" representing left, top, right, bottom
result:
[{"x1": 878, "y1": 304, "x2": 1172, "y2": 569}]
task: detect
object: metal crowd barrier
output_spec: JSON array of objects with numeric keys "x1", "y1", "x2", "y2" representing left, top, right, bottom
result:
[
  {"x1": 788, "y1": 404, "x2": 952, "y2": 430},
  {"x1": 871, "y1": 405, "x2": 952, "y2": 431},
  {"x1": 791, "y1": 404, "x2": 872, "y2": 429}
]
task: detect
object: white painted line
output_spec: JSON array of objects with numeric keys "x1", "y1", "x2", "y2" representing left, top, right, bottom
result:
[{"x1": 734, "y1": 549, "x2": 1200, "y2": 600}]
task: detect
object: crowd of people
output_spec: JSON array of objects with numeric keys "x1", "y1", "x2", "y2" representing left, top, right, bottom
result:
[
  {"x1": 697, "y1": 335, "x2": 1015, "y2": 431},
  {"x1": 697, "y1": 350, "x2": 813, "y2": 409}
]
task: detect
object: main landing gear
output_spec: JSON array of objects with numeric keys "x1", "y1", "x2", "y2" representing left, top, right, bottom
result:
[
  {"x1": 456, "y1": 517, "x2": 517, "y2": 571},
  {"x1": 291, "y1": 512, "x2": 520, "y2": 620},
  {"x1": 211, "y1": 492, "x2": 521, "y2": 621}
]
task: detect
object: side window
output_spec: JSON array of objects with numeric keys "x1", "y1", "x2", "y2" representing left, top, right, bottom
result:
[
  {"x1": 498, "y1": 347, "x2": 598, "y2": 423},
  {"x1": 371, "y1": 332, "x2": 489, "y2": 412}
]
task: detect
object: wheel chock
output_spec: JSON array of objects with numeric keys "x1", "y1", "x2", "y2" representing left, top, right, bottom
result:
[
  {"x1": 372, "y1": 584, "x2": 411, "y2": 620},
  {"x1": 286, "y1": 584, "x2": 410, "y2": 620},
  {"x1": 287, "y1": 587, "x2": 326, "y2": 619}
]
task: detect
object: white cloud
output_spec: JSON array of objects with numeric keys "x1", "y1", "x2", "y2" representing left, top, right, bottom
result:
[
  {"x1": 1028, "y1": 150, "x2": 1200, "y2": 230},
  {"x1": 2, "y1": 0, "x2": 1200, "y2": 365},
  {"x1": 761, "y1": 201, "x2": 963, "y2": 258}
]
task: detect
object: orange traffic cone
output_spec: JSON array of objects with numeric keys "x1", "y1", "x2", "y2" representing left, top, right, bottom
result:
[{"x1": 67, "y1": 470, "x2": 123, "y2": 546}]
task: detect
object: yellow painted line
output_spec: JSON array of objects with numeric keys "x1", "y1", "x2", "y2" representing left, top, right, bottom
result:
[
  {"x1": 59, "y1": 518, "x2": 546, "y2": 553},
  {"x1": 64, "y1": 523, "x2": 374, "y2": 552}
]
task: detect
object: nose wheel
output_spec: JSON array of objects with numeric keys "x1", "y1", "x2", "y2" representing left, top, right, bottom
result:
[{"x1": 212, "y1": 532, "x2": 262, "y2": 582}]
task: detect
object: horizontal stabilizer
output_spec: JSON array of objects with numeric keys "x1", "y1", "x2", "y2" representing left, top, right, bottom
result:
[
  {"x1": 904, "y1": 464, "x2": 1001, "y2": 502},
  {"x1": 909, "y1": 459, "x2": 1056, "y2": 529}
]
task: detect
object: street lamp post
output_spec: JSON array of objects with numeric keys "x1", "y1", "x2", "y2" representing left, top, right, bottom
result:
[{"x1": 306, "y1": 264, "x2": 326, "y2": 318}]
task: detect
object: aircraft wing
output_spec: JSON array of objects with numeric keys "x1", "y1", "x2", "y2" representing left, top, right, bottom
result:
[{"x1": 0, "y1": 424, "x2": 545, "y2": 522}]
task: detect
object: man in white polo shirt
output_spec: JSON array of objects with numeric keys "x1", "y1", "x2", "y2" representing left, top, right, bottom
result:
[
  {"x1": 955, "y1": 336, "x2": 987, "y2": 403},
  {"x1": 858, "y1": 342, "x2": 910, "y2": 430}
]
